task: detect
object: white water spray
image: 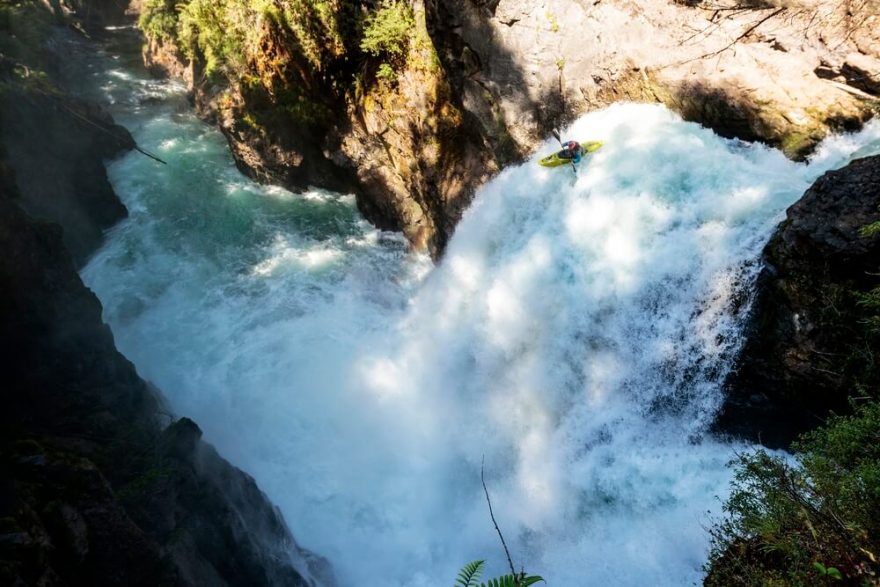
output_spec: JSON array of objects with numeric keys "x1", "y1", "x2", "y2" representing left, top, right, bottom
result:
[{"x1": 81, "y1": 49, "x2": 880, "y2": 586}]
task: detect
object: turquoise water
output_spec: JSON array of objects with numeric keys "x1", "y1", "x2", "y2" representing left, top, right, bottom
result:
[{"x1": 81, "y1": 33, "x2": 880, "y2": 587}]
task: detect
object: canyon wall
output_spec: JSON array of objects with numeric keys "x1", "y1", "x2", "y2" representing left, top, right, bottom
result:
[{"x1": 0, "y1": 4, "x2": 329, "y2": 584}]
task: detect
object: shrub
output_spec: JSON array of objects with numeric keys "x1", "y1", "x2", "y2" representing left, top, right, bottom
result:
[
  {"x1": 177, "y1": 0, "x2": 251, "y2": 76},
  {"x1": 360, "y1": 0, "x2": 414, "y2": 58},
  {"x1": 706, "y1": 403, "x2": 880, "y2": 585},
  {"x1": 138, "y1": 0, "x2": 180, "y2": 42}
]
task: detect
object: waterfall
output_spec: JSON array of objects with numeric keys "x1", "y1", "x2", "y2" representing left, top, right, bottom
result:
[{"x1": 81, "y1": 45, "x2": 880, "y2": 586}]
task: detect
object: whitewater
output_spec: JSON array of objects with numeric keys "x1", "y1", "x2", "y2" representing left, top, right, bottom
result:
[{"x1": 79, "y1": 35, "x2": 880, "y2": 587}]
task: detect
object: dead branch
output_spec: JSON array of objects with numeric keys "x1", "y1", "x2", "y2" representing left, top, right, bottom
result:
[
  {"x1": 681, "y1": 7, "x2": 787, "y2": 65},
  {"x1": 481, "y1": 456, "x2": 517, "y2": 579}
]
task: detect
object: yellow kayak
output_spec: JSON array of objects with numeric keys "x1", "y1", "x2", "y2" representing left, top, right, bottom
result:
[{"x1": 538, "y1": 141, "x2": 603, "y2": 167}]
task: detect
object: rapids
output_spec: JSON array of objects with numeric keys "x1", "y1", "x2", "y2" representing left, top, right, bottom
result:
[{"x1": 80, "y1": 32, "x2": 880, "y2": 587}]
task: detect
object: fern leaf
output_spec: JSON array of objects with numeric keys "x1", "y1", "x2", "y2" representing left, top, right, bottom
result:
[
  {"x1": 480, "y1": 575, "x2": 515, "y2": 587},
  {"x1": 456, "y1": 560, "x2": 485, "y2": 587},
  {"x1": 520, "y1": 576, "x2": 545, "y2": 586}
]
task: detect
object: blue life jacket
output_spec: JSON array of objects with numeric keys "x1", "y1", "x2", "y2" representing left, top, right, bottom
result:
[{"x1": 562, "y1": 140, "x2": 583, "y2": 164}]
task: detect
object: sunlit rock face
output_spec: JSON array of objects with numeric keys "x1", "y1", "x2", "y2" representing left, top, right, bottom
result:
[{"x1": 429, "y1": 0, "x2": 877, "y2": 160}]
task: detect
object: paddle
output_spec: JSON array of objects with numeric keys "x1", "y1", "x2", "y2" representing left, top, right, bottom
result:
[{"x1": 551, "y1": 128, "x2": 577, "y2": 176}]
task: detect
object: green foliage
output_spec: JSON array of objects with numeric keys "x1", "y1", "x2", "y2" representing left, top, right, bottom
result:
[
  {"x1": 456, "y1": 560, "x2": 485, "y2": 587},
  {"x1": 138, "y1": 0, "x2": 180, "y2": 41},
  {"x1": 706, "y1": 402, "x2": 880, "y2": 585},
  {"x1": 454, "y1": 562, "x2": 544, "y2": 587},
  {"x1": 545, "y1": 11, "x2": 559, "y2": 33},
  {"x1": 860, "y1": 220, "x2": 880, "y2": 239},
  {"x1": 858, "y1": 286, "x2": 880, "y2": 336},
  {"x1": 360, "y1": 0, "x2": 414, "y2": 58},
  {"x1": 360, "y1": 0, "x2": 414, "y2": 83},
  {"x1": 177, "y1": 0, "x2": 254, "y2": 77},
  {"x1": 376, "y1": 62, "x2": 397, "y2": 83},
  {"x1": 134, "y1": 0, "x2": 436, "y2": 99},
  {"x1": 813, "y1": 561, "x2": 844, "y2": 580},
  {"x1": 274, "y1": 0, "x2": 357, "y2": 72}
]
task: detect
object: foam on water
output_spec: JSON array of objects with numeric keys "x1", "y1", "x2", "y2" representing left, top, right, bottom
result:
[{"x1": 81, "y1": 49, "x2": 880, "y2": 586}]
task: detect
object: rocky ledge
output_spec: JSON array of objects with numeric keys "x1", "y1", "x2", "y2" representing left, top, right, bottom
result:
[{"x1": 715, "y1": 155, "x2": 880, "y2": 448}]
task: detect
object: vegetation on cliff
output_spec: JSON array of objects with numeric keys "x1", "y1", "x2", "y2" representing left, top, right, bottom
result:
[
  {"x1": 706, "y1": 402, "x2": 880, "y2": 585},
  {"x1": 139, "y1": 0, "x2": 416, "y2": 99}
]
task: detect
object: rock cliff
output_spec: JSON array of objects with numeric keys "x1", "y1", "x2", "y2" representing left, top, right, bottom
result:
[
  {"x1": 0, "y1": 4, "x2": 330, "y2": 585},
  {"x1": 716, "y1": 155, "x2": 880, "y2": 448},
  {"x1": 431, "y1": 0, "x2": 878, "y2": 159},
  {"x1": 0, "y1": 182, "x2": 329, "y2": 585},
  {"x1": 138, "y1": 0, "x2": 879, "y2": 255},
  {"x1": 0, "y1": 63, "x2": 133, "y2": 266}
]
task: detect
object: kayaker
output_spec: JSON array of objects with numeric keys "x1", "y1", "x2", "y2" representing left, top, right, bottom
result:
[{"x1": 561, "y1": 140, "x2": 583, "y2": 164}]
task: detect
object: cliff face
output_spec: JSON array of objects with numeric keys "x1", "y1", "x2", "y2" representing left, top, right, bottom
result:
[
  {"x1": 138, "y1": 0, "x2": 878, "y2": 255},
  {"x1": 0, "y1": 184, "x2": 328, "y2": 586},
  {"x1": 0, "y1": 69, "x2": 133, "y2": 267},
  {"x1": 430, "y1": 0, "x2": 878, "y2": 159},
  {"x1": 0, "y1": 1, "x2": 136, "y2": 267},
  {"x1": 334, "y1": 1, "x2": 498, "y2": 252},
  {"x1": 0, "y1": 5, "x2": 329, "y2": 585},
  {"x1": 715, "y1": 155, "x2": 880, "y2": 448}
]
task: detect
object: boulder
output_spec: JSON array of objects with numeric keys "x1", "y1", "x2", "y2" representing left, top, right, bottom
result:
[{"x1": 715, "y1": 155, "x2": 880, "y2": 447}]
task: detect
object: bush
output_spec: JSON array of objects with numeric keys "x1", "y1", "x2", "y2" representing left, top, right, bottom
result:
[
  {"x1": 360, "y1": 0, "x2": 414, "y2": 58},
  {"x1": 177, "y1": 0, "x2": 259, "y2": 77},
  {"x1": 139, "y1": 0, "x2": 180, "y2": 42},
  {"x1": 706, "y1": 403, "x2": 880, "y2": 585}
]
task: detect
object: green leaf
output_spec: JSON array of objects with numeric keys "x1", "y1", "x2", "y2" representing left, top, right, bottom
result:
[
  {"x1": 480, "y1": 576, "x2": 514, "y2": 587},
  {"x1": 813, "y1": 561, "x2": 827, "y2": 575},
  {"x1": 521, "y1": 576, "x2": 545, "y2": 586},
  {"x1": 826, "y1": 567, "x2": 843, "y2": 580},
  {"x1": 456, "y1": 560, "x2": 485, "y2": 587}
]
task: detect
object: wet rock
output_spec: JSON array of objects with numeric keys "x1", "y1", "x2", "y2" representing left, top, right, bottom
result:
[
  {"x1": 0, "y1": 60, "x2": 134, "y2": 266},
  {"x1": 715, "y1": 155, "x2": 880, "y2": 448},
  {"x1": 0, "y1": 174, "x2": 329, "y2": 585}
]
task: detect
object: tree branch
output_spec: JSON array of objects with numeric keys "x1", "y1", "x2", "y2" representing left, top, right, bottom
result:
[{"x1": 482, "y1": 456, "x2": 517, "y2": 579}]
